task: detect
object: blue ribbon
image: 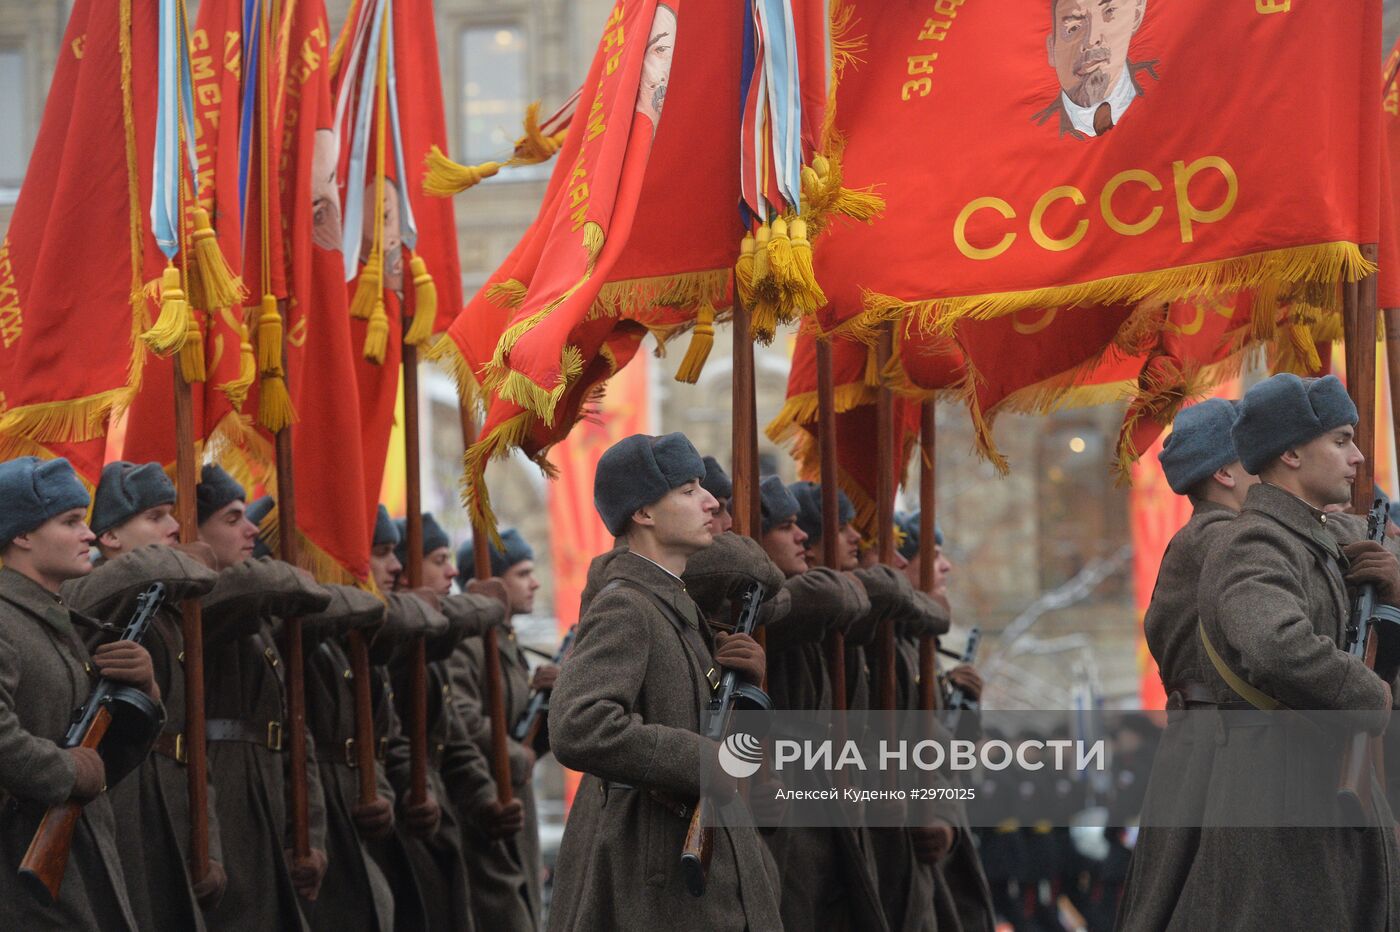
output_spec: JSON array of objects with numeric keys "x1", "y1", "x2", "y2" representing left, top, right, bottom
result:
[
  {"x1": 151, "y1": 0, "x2": 202, "y2": 259},
  {"x1": 383, "y1": 1, "x2": 418, "y2": 251},
  {"x1": 341, "y1": 0, "x2": 389, "y2": 280},
  {"x1": 237, "y1": 0, "x2": 260, "y2": 228}
]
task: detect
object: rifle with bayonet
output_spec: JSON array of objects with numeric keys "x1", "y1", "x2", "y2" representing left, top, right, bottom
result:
[
  {"x1": 1338, "y1": 498, "x2": 1400, "y2": 823},
  {"x1": 19, "y1": 582, "x2": 167, "y2": 903},
  {"x1": 680, "y1": 581, "x2": 771, "y2": 897},
  {"x1": 943, "y1": 626, "x2": 981, "y2": 736},
  {"x1": 512, "y1": 625, "x2": 576, "y2": 750}
]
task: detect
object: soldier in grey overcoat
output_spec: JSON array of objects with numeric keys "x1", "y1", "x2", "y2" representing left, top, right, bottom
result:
[
  {"x1": 452, "y1": 527, "x2": 555, "y2": 932},
  {"x1": 547, "y1": 432, "x2": 782, "y2": 931},
  {"x1": 1116, "y1": 398, "x2": 1253, "y2": 932},
  {"x1": 0, "y1": 456, "x2": 162, "y2": 931},
  {"x1": 1182, "y1": 374, "x2": 1400, "y2": 930},
  {"x1": 64, "y1": 460, "x2": 227, "y2": 929}
]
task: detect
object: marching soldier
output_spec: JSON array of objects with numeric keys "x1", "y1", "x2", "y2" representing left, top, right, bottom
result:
[
  {"x1": 0, "y1": 456, "x2": 161, "y2": 930},
  {"x1": 547, "y1": 432, "x2": 782, "y2": 930},
  {"x1": 453, "y1": 527, "x2": 553, "y2": 931},
  {"x1": 895, "y1": 512, "x2": 996, "y2": 932},
  {"x1": 1115, "y1": 397, "x2": 1251, "y2": 931},
  {"x1": 1183, "y1": 374, "x2": 1400, "y2": 928},
  {"x1": 195, "y1": 465, "x2": 333, "y2": 931},
  {"x1": 754, "y1": 475, "x2": 888, "y2": 932},
  {"x1": 392, "y1": 512, "x2": 522, "y2": 932},
  {"x1": 700, "y1": 455, "x2": 735, "y2": 535},
  {"x1": 63, "y1": 461, "x2": 226, "y2": 928}
]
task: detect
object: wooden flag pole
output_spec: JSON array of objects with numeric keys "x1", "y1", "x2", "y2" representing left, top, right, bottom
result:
[
  {"x1": 1345, "y1": 243, "x2": 1379, "y2": 514},
  {"x1": 402, "y1": 346, "x2": 430, "y2": 806},
  {"x1": 172, "y1": 367, "x2": 211, "y2": 881},
  {"x1": 1385, "y1": 308, "x2": 1400, "y2": 479},
  {"x1": 815, "y1": 337, "x2": 846, "y2": 710},
  {"x1": 917, "y1": 401, "x2": 938, "y2": 713},
  {"x1": 271, "y1": 325, "x2": 311, "y2": 858},
  {"x1": 458, "y1": 402, "x2": 515, "y2": 806},
  {"x1": 874, "y1": 324, "x2": 897, "y2": 715},
  {"x1": 732, "y1": 301, "x2": 759, "y2": 541}
]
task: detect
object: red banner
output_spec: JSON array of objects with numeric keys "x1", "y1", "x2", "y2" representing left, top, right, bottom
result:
[
  {"x1": 0, "y1": 0, "x2": 162, "y2": 469},
  {"x1": 820, "y1": 0, "x2": 1382, "y2": 332}
]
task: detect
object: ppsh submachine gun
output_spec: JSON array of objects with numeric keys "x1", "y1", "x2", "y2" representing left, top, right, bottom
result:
[
  {"x1": 19, "y1": 582, "x2": 167, "y2": 903},
  {"x1": 680, "y1": 582, "x2": 772, "y2": 897}
]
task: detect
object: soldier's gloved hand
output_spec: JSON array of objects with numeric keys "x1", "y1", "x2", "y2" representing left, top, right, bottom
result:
[
  {"x1": 352, "y1": 796, "x2": 394, "y2": 841},
  {"x1": 93, "y1": 640, "x2": 160, "y2": 701},
  {"x1": 1343, "y1": 541, "x2": 1400, "y2": 605},
  {"x1": 713, "y1": 631, "x2": 766, "y2": 685},
  {"x1": 172, "y1": 540, "x2": 218, "y2": 569},
  {"x1": 483, "y1": 798, "x2": 526, "y2": 839},
  {"x1": 911, "y1": 821, "x2": 957, "y2": 863},
  {"x1": 67, "y1": 747, "x2": 106, "y2": 801},
  {"x1": 466, "y1": 578, "x2": 511, "y2": 620},
  {"x1": 530, "y1": 663, "x2": 560, "y2": 691},
  {"x1": 285, "y1": 847, "x2": 327, "y2": 901},
  {"x1": 192, "y1": 860, "x2": 228, "y2": 910},
  {"x1": 404, "y1": 794, "x2": 441, "y2": 838},
  {"x1": 946, "y1": 664, "x2": 984, "y2": 702}
]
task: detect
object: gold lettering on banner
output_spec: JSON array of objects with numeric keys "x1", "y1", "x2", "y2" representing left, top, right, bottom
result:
[
  {"x1": 951, "y1": 155, "x2": 1239, "y2": 259},
  {"x1": 1255, "y1": 0, "x2": 1290, "y2": 14},
  {"x1": 902, "y1": 0, "x2": 968, "y2": 101},
  {"x1": 71, "y1": 35, "x2": 86, "y2": 59},
  {"x1": 0, "y1": 239, "x2": 21, "y2": 349},
  {"x1": 601, "y1": 3, "x2": 625, "y2": 75},
  {"x1": 569, "y1": 5, "x2": 622, "y2": 231},
  {"x1": 288, "y1": 314, "x2": 308, "y2": 348}
]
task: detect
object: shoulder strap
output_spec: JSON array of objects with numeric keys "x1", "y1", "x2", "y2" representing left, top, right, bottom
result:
[
  {"x1": 600, "y1": 579, "x2": 719, "y2": 691},
  {"x1": 1198, "y1": 620, "x2": 1288, "y2": 711}
]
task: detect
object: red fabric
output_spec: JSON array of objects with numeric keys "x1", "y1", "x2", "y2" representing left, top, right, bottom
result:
[
  {"x1": 1380, "y1": 40, "x2": 1400, "y2": 307},
  {"x1": 817, "y1": 0, "x2": 1383, "y2": 318},
  {"x1": 0, "y1": 0, "x2": 162, "y2": 466}
]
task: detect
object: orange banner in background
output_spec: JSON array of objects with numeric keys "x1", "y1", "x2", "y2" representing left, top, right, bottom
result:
[{"x1": 547, "y1": 351, "x2": 650, "y2": 808}]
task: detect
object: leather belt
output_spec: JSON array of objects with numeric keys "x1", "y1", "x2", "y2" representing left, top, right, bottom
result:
[
  {"x1": 317, "y1": 736, "x2": 390, "y2": 768},
  {"x1": 153, "y1": 729, "x2": 187, "y2": 763},
  {"x1": 1164, "y1": 681, "x2": 1219, "y2": 710},
  {"x1": 206, "y1": 718, "x2": 284, "y2": 751}
]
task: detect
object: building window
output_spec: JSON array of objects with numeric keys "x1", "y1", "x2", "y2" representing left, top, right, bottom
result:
[
  {"x1": 0, "y1": 47, "x2": 27, "y2": 195},
  {"x1": 459, "y1": 25, "x2": 538, "y2": 180}
]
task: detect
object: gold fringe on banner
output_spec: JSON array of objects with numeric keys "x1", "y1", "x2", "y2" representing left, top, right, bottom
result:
[
  {"x1": 674, "y1": 302, "x2": 715, "y2": 384},
  {"x1": 423, "y1": 333, "x2": 487, "y2": 415},
  {"x1": 461, "y1": 411, "x2": 537, "y2": 550},
  {"x1": 487, "y1": 278, "x2": 528, "y2": 308},
  {"x1": 866, "y1": 241, "x2": 1375, "y2": 335}
]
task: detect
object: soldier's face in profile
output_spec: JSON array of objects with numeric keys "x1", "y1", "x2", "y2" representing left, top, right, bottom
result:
[
  {"x1": 1048, "y1": 0, "x2": 1145, "y2": 107},
  {"x1": 837, "y1": 522, "x2": 862, "y2": 572},
  {"x1": 707, "y1": 498, "x2": 733, "y2": 536},
  {"x1": 18, "y1": 507, "x2": 95, "y2": 582},
  {"x1": 423, "y1": 546, "x2": 457, "y2": 597},
  {"x1": 369, "y1": 542, "x2": 402, "y2": 592},
  {"x1": 1292, "y1": 426, "x2": 1363, "y2": 508},
  {"x1": 199, "y1": 499, "x2": 258, "y2": 569},
  {"x1": 761, "y1": 517, "x2": 809, "y2": 578},
  {"x1": 642, "y1": 480, "x2": 717, "y2": 554},
  {"x1": 502, "y1": 560, "x2": 539, "y2": 615},
  {"x1": 930, "y1": 545, "x2": 953, "y2": 599},
  {"x1": 103, "y1": 504, "x2": 181, "y2": 553}
]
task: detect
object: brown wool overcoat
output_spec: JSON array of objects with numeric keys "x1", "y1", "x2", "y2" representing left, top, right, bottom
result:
[{"x1": 547, "y1": 550, "x2": 783, "y2": 932}]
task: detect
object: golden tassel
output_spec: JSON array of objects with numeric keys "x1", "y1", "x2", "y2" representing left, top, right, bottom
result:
[
  {"x1": 141, "y1": 263, "x2": 191, "y2": 354},
  {"x1": 423, "y1": 144, "x2": 500, "y2": 197},
  {"x1": 753, "y1": 222, "x2": 773, "y2": 285},
  {"x1": 788, "y1": 216, "x2": 825, "y2": 312},
  {"x1": 734, "y1": 233, "x2": 756, "y2": 310},
  {"x1": 218, "y1": 316, "x2": 257, "y2": 409},
  {"x1": 674, "y1": 302, "x2": 715, "y2": 384},
  {"x1": 256, "y1": 294, "x2": 283, "y2": 372},
  {"x1": 189, "y1": 206, "x2": 246, "y2": 309},
  {"x1": 179, "y1": 308, "x2": 205, "y2": 382},
  {"x1": 1288, "y1": 322, "x2": 1323, "y2": 373},
  {"x1": 349, "y1": 255, "x2": 380, "y2": 320},
  {"x1": 512, "y1": 101, "x2": 566, "y2": 165},
  {"x1": 863, "y1": 343, "x2": 881, "y2": 388},
  {"x1": 258, "y1": 371, "x2": 294, "y2": 432},
  {"x1": 404, "y1": 255, "x2": 437, "y2": 347},
  {"x1": 364, "y1": 296, "x2": 389, "y2": 364},
  {"x1": 767, "y1": 216, "x2": 794, "y2": 284}
]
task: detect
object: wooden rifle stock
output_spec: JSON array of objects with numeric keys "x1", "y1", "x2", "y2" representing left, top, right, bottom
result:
[
  {"x1": 19, "y1": 707, "x2": 113, "y2": 903},
  {"x1": 680, "y1": 796, "x2": 714, "y2": 898}
]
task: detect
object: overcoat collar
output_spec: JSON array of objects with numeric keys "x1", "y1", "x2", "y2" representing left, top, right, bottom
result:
[
  {"x1": 0, "y1": 565, "x2": 77, "y2": 636},
  {"x1": 1245, "y1": 483, "x2": 1342, "y2": 560}
]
